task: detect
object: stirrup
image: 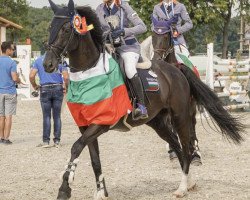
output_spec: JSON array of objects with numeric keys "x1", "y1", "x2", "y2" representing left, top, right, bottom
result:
[{"x1": 133, "y1": 103, "x2": 148, "y2": 120}]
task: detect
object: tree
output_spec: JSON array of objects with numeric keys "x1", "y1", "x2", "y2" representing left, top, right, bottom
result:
[
  {"x1": 0, "y1": 0, "x2": 29, "y2": 42},
  {"x1": 27, "y1": 7, "x2": 53, "y2": 51},
  {"x1": 129, "y1": 0, "x2": 250, "y2": 57}
]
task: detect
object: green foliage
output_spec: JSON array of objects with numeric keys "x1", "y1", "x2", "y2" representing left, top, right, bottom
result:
[
  {"x1": 130, "y1": 0, "x2": 249, "y2": 56},
  {"x1": 27, "y1": 7, "x2": 53, "y2": 51},
  {"x1": 0, "y1": 0, "x2": 29, "y2": 41},
  {"x1": 0, "y1": 0, "x2": 249, "y2": 56},
  {"x1": 0, "y1": 1, "x2": 52, "y2": 51},
  {"x1": 130, "y1": 0, "x2": 158, "y2": 40}
]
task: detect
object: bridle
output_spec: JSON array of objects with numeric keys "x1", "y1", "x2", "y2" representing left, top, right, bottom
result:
[
  {"x1": 45, "y1": 14, "x2": 102, "y2": 73},
  {"x1": 153, "y1": 31, "x2": 174, "y2": 60},
  {"x1": 45, "y1": 15, "x2": 75, "y2": 64},
  {"x1": 154, "y1": 45, "x2": 174, "y2": 60}
]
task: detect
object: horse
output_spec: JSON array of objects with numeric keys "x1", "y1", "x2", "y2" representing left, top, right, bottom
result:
[
  {"x1": 43, "y1": 1, "x2": 244, "y2": 199},
  {"x1": 148, "y1": 26, "x2": 202, "y2": 162}
]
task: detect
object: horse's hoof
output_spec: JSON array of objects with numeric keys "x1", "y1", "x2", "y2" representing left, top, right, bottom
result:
[
  {"x1": 173, "y1": 189, "x2": 187, "y2": 198},
  {"x1": 94, "y1": 190, "x2": 109, "y2": 200},
  {"x1": 57, "y1": 190, "x2": 71, "y2": 200},
  {"x1": 188, "y1": 183, "x2": 197, "y2": 191},
  {"x1": 191, "y1": 154, "x2": 202, "y2": 166}
]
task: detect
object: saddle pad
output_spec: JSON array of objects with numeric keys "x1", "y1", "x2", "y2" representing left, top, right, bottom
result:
[{"x1": 137, "y1": 68, "x2": 160, "y2": 92}]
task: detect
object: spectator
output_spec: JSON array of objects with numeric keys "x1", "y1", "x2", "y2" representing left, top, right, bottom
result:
[
  {"x1": 0, "y1": 41, "x2": 20, "y2": 144},
  {"x1": 29, "y1": 55, "x2": 69, "y2": 148}
]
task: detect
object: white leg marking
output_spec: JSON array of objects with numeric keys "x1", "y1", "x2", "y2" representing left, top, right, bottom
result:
[
  {"x1": 173, "y1": 172, "x2": 188, "y2": 198},
  {"x1": 94, "y1": 190, "x2": 109, "y2": 200},
  {"x1": 187, "y1": 172, "x2": 196, "y2": 191}
]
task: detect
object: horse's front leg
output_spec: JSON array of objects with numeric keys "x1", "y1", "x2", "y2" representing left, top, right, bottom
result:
[
  {"x1": 89, "y1": 139, "x2": 109, "y2": 200},
  {"x1": 57, "y1": 125, "x2": 109, "y2": 200}
]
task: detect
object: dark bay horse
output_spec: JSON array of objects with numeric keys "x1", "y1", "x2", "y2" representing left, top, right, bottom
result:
[
  {"x1": 151, "y1": 30, "x2": 201, "y2": 162},
  {"x1": 43, "y1": 1, "x2": 244, "y2": 199}
]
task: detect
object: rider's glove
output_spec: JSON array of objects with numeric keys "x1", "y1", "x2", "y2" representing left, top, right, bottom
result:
[
  {"x1": 111, "y1": 29, "x2": 125, "y2": 39},
  {"x1": 171, "y1": 14, "x2": 179, "y2": 24},
  {"x1": 164, "y1": 14, "x2": 179, "y2": 25}
]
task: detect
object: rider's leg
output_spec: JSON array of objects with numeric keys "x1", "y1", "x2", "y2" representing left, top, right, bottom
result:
[{"x1": 120, "y1": 51, "x2": 148, "y2": 120}]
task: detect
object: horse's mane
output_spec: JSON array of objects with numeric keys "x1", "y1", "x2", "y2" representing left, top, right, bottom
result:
[{"x1": 76, "y1": 6, "x2": 104, "y2": 51}]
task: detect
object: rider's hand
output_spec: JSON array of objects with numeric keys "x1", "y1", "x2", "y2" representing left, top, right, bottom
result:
[
  {"x1": 111, "y1": 29, "x2": 125, "y2": 39},
  {"x1": 173, "y1": 30, "x2": 179, "y2": 38}
]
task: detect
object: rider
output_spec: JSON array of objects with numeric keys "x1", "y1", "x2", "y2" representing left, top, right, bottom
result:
[
  {"x1": 96, "y1": 0, "x2": 148, "y2": 120},
  {"x1": 152, "y1": 0, "x2": 201, "y2": 163},
  {"x1": 152, "y1": 0, "x2": 193, "y2": 60}
]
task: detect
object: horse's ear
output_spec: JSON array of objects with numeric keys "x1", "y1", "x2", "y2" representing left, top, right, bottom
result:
[
  {"x1": 48, "y1": 0, "x2": 59, "y2": 13},
  {"x1": 68, "y1": 0, "x2": 75, "y2": 16}
]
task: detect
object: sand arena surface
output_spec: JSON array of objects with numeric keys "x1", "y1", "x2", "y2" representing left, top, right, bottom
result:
[{"x1": 0, "y1": 100, "x2": 249, "y2": 200}]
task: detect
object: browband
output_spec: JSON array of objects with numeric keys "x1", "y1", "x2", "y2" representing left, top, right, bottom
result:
[{"x1": 54, "y1": 15, "x2": 71, "y2": 19}]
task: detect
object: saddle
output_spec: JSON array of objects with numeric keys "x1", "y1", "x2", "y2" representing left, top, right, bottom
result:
[
  {"x1": 105, "y1": 44, "x2": 159, "y2": 94},
  {"x1": 105, "y1": 44, "x2": 159, "y2": 131}
]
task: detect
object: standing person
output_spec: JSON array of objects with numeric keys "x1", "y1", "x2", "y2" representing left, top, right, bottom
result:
[
  {"x1": 29, "y1": 55, "x2": 69, "y2": 148},
  {"x1": 0, "y1": 41, "x2": 20, "y2": 144},
  {"x1": 152, "y1": 0, "x2": 193, "y2": 60},
  {"x1": 96, "y1": 0, "x2": 148, "y2": 120}
]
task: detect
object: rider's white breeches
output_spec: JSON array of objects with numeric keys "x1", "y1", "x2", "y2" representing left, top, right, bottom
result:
[{"x1": 120, "y1": 51, "x2": 140, "y2": 79}]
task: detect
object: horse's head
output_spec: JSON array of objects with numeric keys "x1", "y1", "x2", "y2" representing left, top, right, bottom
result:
[
  {"x1": 151, "y1": 16, "x2": 176, "y2": 63},
  {"x1": 43, "y1": 0, "x2": 76, "y2": 72},
  {"x1": 44, "y1": 0, "x2": 103, "y2": 73}
]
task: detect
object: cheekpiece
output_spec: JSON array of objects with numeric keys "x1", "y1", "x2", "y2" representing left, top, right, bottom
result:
[{"x1": 72, "y1": 14, "x2": 94, "y2": 35}]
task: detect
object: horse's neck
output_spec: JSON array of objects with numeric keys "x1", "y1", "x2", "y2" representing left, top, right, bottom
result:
[
  {"x1": 69, "y1": 36, "x2": 100, "y2": 71},
  {"x1": 166, "y1": 52, "x2": 177, "y2": 65}
]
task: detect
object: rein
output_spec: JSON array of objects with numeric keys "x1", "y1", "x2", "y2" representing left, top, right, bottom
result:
[{"x1": 154, "y1": 45, "x2": 174, "y2": 60}]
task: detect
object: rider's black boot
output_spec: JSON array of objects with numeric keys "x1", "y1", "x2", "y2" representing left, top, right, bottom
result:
[{"x1": 130, "y1": 74, "x2": 148, "y2": 120}]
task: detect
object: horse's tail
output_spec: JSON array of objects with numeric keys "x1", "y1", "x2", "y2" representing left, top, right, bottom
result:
[{"x1": 180, "y1": 65, "x2": 245, "y2": 144}]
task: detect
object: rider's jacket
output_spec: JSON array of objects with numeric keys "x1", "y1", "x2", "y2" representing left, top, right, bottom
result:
[
  {"x1": 96, "y1": 2, "x2": 147, "y2": 54},
  {"x1": 152, "y1": 2, "x2": 193, "y2": 46}
]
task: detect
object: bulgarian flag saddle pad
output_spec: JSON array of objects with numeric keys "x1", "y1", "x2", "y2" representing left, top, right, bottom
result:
[{"x1": 67, "y1": 52, "x2": 132, "y2": 127}]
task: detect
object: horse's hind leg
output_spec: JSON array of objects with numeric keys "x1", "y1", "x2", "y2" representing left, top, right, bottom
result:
[
  {"x1": 190, "y1": 99, "x2": 202, "y2": 166},
  {"x1": 147, "y1": 111, "x2": 183, "y2": 168},
  {"x1": 88, "y1": 139, "x2": 109, "y2": 200},
  {"x1": 57, "y1": 125, "x2": 109, "y2": 200},
  {"x1": 148, "y1": 111, "x2": 195, "y2": 196},
  {"x1": 172, "y1": 111, "x2": 196, "y2": 197}
]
